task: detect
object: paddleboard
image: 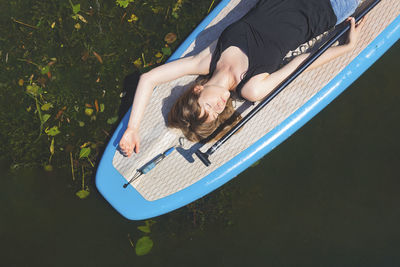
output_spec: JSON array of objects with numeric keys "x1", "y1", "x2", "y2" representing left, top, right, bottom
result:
[{"x1": 96, "y1": 0, "x2": 400, "y2": 220}]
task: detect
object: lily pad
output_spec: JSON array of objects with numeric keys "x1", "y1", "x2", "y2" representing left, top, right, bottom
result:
[
  {"x1": 135, "y1": 236, "x2": 153, "y2": 256},
  {"x1": 76, "y1": 189, "x2": 90, "y2": 199}
]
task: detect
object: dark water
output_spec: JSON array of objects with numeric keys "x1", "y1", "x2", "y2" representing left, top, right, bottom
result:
[{"x1": 1, "y1": 26, "x2": 400, "y2": 267}]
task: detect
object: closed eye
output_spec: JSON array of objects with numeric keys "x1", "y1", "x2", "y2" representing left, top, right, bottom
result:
[{"x1": 206, "y1": 103, "x2": 218, "y2": 120}]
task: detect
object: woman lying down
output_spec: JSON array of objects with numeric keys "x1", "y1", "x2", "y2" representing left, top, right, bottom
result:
[{"x1": 119, "y1": 0, "x2": 366, "y2": 157}]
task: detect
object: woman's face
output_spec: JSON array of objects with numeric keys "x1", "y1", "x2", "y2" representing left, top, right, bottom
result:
[{"x1": 196, "y1": 84, "x2": 230, "y2": 122}]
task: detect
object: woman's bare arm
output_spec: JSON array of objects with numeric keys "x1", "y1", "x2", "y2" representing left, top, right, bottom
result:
[
  {"x1": 126, "y1": 48, "x2": 212, "y2": 131},
  {"x1": 241, "y1": 17, "x2": 365, "y2": 102},
  {"x1": 119, "y1": 44, "x2": 214, "y2": 156}
]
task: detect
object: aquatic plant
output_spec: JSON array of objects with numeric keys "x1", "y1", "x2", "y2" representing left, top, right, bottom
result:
[{"x1": 127, "y1": 220, "x2": 156, "y2": 256}]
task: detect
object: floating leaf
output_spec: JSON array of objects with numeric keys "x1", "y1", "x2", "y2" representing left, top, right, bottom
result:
[
  {"x1": 41, "y1": 65, "x2": 50, "y2": 74},
  {"x1": 78, "y1": 121, "x2": 85, "y2": 127},
  {"x1": 18, "y1": 79, "x2": 24, "y2": 86},
  {"x1": 135, "y1": 236, "x2": 154, "y2": 256},
  {"x1": 93, "y1": 51, "x2": 103, "y2": 64},
  {"x1": 100, "y1": 103, "x2": 105, "y2": 112},
  {"x1": 44, "y1": 165, "x2": 53, "y2": 172},
  {"x1": 107, "y1": 116, "x2": 118, "y2": 125},
  {"x1": 81, "y1": 50, "x2": 89, "y2": 61},
  {"x1": 85, "y1": 108, "x2": 94, "y2": 116},
  {"x1": 41, "y1": 103, "x2": 53, "y2": 111},
  {"x1": 80, "y1": 142, "x2": 91, "y2": 148},
  {"x1": 128, "y1": 13, "x2": 138, "y2": 22},
  {"x1": 71, "y1": 2, "x2": 80, "y2": 14},
  {"x1": 51, "y1": 22, "x2": 56, "y2": 28},
  {"x1": 74, "y1": 23, "x2": 81, "y2": 30},
  {"x1": 155, "y1": 52, "x2": 163, "y2": 58},
  {"x1": 133, "y1": 58, "x2": 142, "y2": 68},
  {"x1": 161, "y1": 47, "x2": 171, "y2": 56},
  {"x1": 164, "y1": 33, "x2": 177, "y2": 44},
  {"x1": 26, "y1": 84, "x2": 40, "y2": 96},
  {"x1": 42, "y1": 114, "x2": 51, "y2": 124},
  {"x1": 137, "y1": 225, "x2": 151, "y2": 233},
  {"x1": 55, "y1": 106, "x2": 67, "y2": 120},
  {"x1": 95, "y1": 99, "x2": 99, "y2": 112},
  {"x1": 116, "y1": 0, "x2": 134, "y2": 8},
  {"x1": 50, "y1": 138, "x2": 55, "y2": 155},
  {"x1": 79, "y1": 147, "x2": 91, "y2": 159},
  {"x1": 77, "y1": 14, "x2": 87, "y2": 23},
  {"x1": 76, "y1": 189, "x2": 90, "y2": 199},
  {"x1": 45, "y1": 126, "x2": 61, "y2": 136}
]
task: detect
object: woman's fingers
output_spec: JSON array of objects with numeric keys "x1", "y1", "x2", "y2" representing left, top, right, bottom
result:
[
  {"x1": 119, "y1": 128, "x2": 140, "y2": 157},
  {"x1": 134, "y1": 141, "x2": 140, "y2": 154}
]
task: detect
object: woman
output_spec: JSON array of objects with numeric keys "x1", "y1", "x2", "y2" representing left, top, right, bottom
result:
[{"x1": 120, "y1": 0, "x2": 365, "y2": 157}]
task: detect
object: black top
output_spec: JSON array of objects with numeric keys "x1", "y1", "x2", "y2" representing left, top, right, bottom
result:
[{"x1": 209, "y1": 0, "x2": 337, "y2": 99}]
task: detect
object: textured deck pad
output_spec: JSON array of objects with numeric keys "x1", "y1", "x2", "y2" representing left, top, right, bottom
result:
[{"x1": 113, "y1": 0, "x2": 399, "y2": 201}]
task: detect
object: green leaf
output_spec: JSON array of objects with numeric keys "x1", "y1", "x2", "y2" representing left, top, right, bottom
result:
[
  {"x1": 100, "y1": 103, "x2": 105, "y2": 112},
  {"x1": 41, "y1": 103, "x2": 53, "y2": 111},
  {"x1": 78, "y1": 121, "x2": 85, "y2": 127},
  {"x1": 79, "y1": 147, "x2": 91, "y2": 159},
  {"x1": 72, "y1": 3, "x2": 80, "y2": 14},
  {"x1": 135, "y1": 236, "x2": 153, "y2": 256},
  {"x1": 171, "y1": 11, "x2": 179, "y2": 19},
  {"x1": 161, "y1": 47, "x2": 171, "y2": 56},
  {"x1": 44, "y1": 164, "x2": 53, "y2": 172},
  {"x1": 42, "y1": 114, "x2": 51, "y2": 124},
  {"x1": 116, "y1": 0, "x2": 134, "y2": 8},
  {"x1": 85, "y1": 108, "x2": 94, "y2": 116},
  {"x1": 45, "y1": 126, "x2": 61, "y2": 136},
  {"x1": 137, "y1": 225, "x2": 151, "y2": 233},
  {"x1": 26, "y1": 84, "x2": 40, "y2": 96},
  {"x1": 76, "y1": 189, "x2": 90, "y2": 199},
  {"x1": 41, "y1": 65, "x2": 50, "y2": 74},
  {"x1": 107, "y1": 116, "x2": 118, "y2": 125}
]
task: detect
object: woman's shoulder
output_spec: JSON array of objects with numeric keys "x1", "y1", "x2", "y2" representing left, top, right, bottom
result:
[{"x1": 237, "y1": 72, "x2": 270, "y2": 102}]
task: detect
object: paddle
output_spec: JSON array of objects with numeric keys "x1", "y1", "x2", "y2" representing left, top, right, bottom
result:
[{"x1": 195, "y1": 0, "x2": 380, "y2": 166}]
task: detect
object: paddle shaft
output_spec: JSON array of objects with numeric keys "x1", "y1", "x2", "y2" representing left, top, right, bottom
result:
[{"x1": 195, "y1": 0, "x2": 380, "y2": 166}]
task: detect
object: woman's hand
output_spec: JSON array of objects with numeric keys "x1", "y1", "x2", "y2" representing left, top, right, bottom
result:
[
  {"x1": 346, "y1": 16, "x2": 367, "y2": 50},
  {"x1": 119, "y1": 127, "x2": 140, "y2": 157}
]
